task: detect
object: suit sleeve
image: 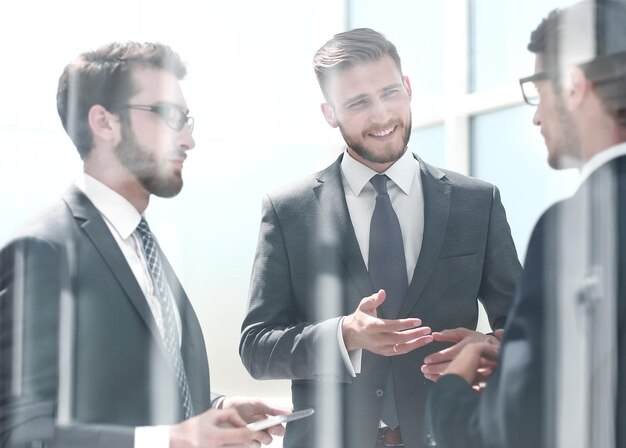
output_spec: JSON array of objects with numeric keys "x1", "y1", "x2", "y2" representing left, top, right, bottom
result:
[
  {"x1": 478, "y1": 186, "x2": 522, "y2": 330},
  {"x1": 424, "y1": 374, "x2": 483, "y2": 448},
  {"x1": 239, "y1": 195, "x2": 349, "y2": 382},
  {"x1": 0, "y1": 237, "x2": 134, "y2": 448},
  {"x1": 425, "y1": 215, "x2": 546, "y2": 448},
  {"x1": 477, "y1": 214, "x2": 546, "y2": 448}
]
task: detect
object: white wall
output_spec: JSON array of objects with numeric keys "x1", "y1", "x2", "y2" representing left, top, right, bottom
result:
[{"x1": 0, "y1": 0, "x2": 347, "y2": 398}]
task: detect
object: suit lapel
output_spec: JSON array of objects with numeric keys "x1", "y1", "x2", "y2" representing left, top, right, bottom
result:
[
  {"x1": 63, "y1": 186, "x2": 168, "y2": 354},
  {"x1": 398, "y1": 158, "x2": 451, "y2": 317},
  {"x1": 314, "y1": 155, "x2": 373, "y2": 311},
  {"x1": 159, "y1": 253, "x2": 211, "y2": 410}
]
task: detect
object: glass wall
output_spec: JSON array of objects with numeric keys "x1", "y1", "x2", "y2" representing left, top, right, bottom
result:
[
  {"x1": 0, "y1": 0, "x2": 346, "y2": 404},
  {"x1": 470, "y1": 0, "x2": 574, "y2": 91},
  {"x1": 471, "y1": 105, "x2": 578, "y2": 261}
]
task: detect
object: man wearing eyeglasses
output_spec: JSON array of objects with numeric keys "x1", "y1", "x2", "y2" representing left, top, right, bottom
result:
[
  {"x1": 424, "y1": 1, "x2": 626, "y2": 447},
  {"x1": 0, "y1": 42, "x2": 286, "y2": 448}
]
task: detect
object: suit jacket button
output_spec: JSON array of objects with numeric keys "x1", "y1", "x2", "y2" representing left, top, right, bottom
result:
[{"x1": 375, "y1": 388, "x2": 384, "y2": 398}]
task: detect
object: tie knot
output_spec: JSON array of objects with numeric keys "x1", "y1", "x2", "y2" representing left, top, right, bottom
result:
[
  {"x1": 136, "y1": 217, "x2": 152, "y2": 239},
  {"x1": 370, "y1": 174, "x2": 389, "y2": 195}
]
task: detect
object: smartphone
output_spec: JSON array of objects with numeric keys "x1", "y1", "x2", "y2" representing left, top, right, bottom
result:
[{"x1": 246, "y1": 408, "x2": 315, "y2": 431}]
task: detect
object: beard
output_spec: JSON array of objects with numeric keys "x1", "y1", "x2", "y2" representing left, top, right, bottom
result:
[
  {"x1": 547, "y1": 98, "x2": 581, "y2": 170},
  {"x1": 338, "y1": 114, "x2": 412, "y2": 165},
  {"x1": 115, "y1": 122, "x2": 184, "y2": 198}
]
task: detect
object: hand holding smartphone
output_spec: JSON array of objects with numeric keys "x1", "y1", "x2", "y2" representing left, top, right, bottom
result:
[{"x1": 246, "y1": 408, "x2": 314, "y2": 431}]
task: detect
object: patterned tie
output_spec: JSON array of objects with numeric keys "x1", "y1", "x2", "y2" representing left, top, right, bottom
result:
[
  {"x1": 368, "y1": 174, "x2": 408, "y2": 318},
  {"x1": 368, "y1": 174, "x2": 408, "y2": 429},
  {"x1": 136, "y1": 217, "x2": 194, "y2": 419}
]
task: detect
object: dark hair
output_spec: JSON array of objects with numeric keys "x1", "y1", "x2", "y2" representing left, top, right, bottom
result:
[
  {"x1": 56, "y1": 42, "x2": 187, "y2": 159},
  {"x1": 313, "y1": 28, "x2": 402, "y2": 99},
  {"x1": 528, "y1": 1, "x2": 626, "y2": 125}
]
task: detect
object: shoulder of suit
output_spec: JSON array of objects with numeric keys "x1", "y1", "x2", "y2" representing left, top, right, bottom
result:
[
  {"x1": 3, "y1": 198, "x2": 76, "y2": 250},
  {"x1": 425, "y1": 162, "x2": 496, "y2": 193},
  {"x1": 264, "y1": 157, "x2": 340, "y2": 204}
]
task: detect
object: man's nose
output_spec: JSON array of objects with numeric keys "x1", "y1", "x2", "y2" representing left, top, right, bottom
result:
[
  {"x1": 177, "y1": 122, "x2": 195, "y2": 151},
  {"x1": 532, "y1": 107, "x2": 541, "y2": 127},
  {"x1": 370, "y1": 100, "x2": 392, "y2": 124}
]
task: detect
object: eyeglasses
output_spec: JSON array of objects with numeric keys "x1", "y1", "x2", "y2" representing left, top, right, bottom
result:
[
  {"x1": 518, "y1": 72, "x2": 553, "y2": 106},
  {"x1": 109, "y1": 104, "x2": 194, "y2": 133}
]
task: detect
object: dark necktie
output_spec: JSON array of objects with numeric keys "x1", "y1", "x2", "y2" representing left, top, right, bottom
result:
[
  {"x1": 136, "y1": 217, "x2": 194, "y2": 419},
  {"x1": 368, "y1": 174, "x2": 408, "y2": 319},
  {"x1": 368, "y1": 174, "x2": 408, "y2": 428}
]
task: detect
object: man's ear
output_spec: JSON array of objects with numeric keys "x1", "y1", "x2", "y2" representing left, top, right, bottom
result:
[
  {"x1": 88, "y1": 104, "x2": 119, "y2": 143},
  {"x1": 403, "y1": 75, "x2": 412, "y2": 100},
  {"x1": 564, "y1": 66, "x2": 589, "y2": 111},
  {"x1": 321, "y1": 103, "x2": 338, "y2": 128}
]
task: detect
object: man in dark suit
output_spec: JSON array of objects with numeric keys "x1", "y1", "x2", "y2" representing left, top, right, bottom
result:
[
  {"x1": 425, "y1": 1, "x2": 626, "y2": 447},
  {"x1": 239, "y1": 28, "x2": 521, "y2": 448},
  {"x1": 0, "y1": 42, "x2": 285, "y2": 448}
]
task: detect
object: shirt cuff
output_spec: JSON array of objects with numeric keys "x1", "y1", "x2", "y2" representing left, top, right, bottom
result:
[
  {"x1": 213, "y1": 395, "x2": 227, "y2": 409},
  {"x1": 135, "y1": 425, "x2": 169, "y2": 448},
  {"x1": 337, "y1": 317, "x2": 362, "y2": 376}
]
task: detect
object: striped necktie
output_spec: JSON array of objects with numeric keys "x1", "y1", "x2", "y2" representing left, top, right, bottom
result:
[{"x1": 136, "y1": 217, "x2": 194, "y2": 419}]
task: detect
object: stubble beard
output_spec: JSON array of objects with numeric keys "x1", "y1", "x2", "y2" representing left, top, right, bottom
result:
[
  {"x1": 115, "y1": 123, "x2": 184, "y2": 198},
  {"x1": 548, "y1": 98, "x2": 581, "y2": 170},
  {"x1": 339, "y1": 115, "x2": 413, "y2": 165}
]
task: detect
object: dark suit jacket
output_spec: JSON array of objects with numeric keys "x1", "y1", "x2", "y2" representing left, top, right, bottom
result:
[
  {"x1": 425, "y1": 155, "x2": 626, "y2": 448},
  {"x1": 0, "y1": 187, "x2": 216, "y2": 448},
  {"x1": 240, "y1": 154, "x2": 521, "y2": 448}
]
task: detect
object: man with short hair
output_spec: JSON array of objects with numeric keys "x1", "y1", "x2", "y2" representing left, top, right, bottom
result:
[
  {"x1": 240, "y1": 28, "x2": 520, "y2": 448},
  {"x1": 0, "y1": 42, "x2": 285, "y2": 448},
  {"x1": 425, "y1": 1, "x2": 626, "y2": 447}
]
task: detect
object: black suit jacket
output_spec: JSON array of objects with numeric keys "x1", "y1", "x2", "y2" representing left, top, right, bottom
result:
[
  {"x1": 425, "y1": 155, "x2": 626, "y2": 448},
  {"x1": 240, "y1": 154, "x2": 521, "y2": 448},
  {"x1": 0, "y1": 187, "x2": 215, "y2": 448}
]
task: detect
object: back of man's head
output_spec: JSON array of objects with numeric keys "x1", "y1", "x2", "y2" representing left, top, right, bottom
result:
[
  {"x1": 313, "y1": 28, "x2": 402, "y2": 100},
  {"x1": 57, "y1": 42, "x2": 186, "y2": 160},
  {"x1": 529, "y1": 0, "x2": 626, "y2": 127}
]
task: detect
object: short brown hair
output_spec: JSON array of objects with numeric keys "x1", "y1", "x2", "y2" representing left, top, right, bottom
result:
[
  {"x1": 528, "y1": 1, "x2": 626, "y2": 126},
  {"x1": 56, "y1": 42, "x2": 186, "y2": 159},
  {"x1": 313, "y1": 28, "x2": 402, "y2": 100}
]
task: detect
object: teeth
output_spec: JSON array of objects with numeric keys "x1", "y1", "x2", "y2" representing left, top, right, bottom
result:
[{"x1": 370, "y1": 127, "x2": 395, "y2": 137}]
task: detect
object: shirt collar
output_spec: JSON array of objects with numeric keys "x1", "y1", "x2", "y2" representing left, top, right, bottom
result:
[
  {"x1": 579, "y1": 141, "x2": 626, "y2": 185},
  {"x1": 340, "y1": 148, "x2": 416, "y2": 196},
  {"x1": 75, "y1": 173, "x2": 143, "y2": 239}
]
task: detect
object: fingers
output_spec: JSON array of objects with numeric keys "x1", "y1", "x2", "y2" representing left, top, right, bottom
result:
[
  {"x1": 476, "y1": 342, "x2": 500, "y2": 362},
  {"x1": 216, "y1": 407, "x2": 249, "y2": 428},
  {"x1": 431, "y1": 327, "x2": 474, "y2": 343},
  {"x1": 421, "y1": 360, "x2": 450, "y2": 377},
  {"x1": 250, "y1": 401, "x2": 292, "y2": 417},
  {"x1": 495, "y1": 328, "x2": 505, "y2": 340},
  {"x1": 267, "y1": 424, "x2": 286, "y2": 437},
  {"x1": 370, "y1": 326, "x2": 432, "y2": 356},
  {"x1": 358, "y1": 289, "x2": 386, "y2": 313},
  {"x1": 251, "y1": 430, "x2": 273, "y2": 445},
  {"x1": 389, "y1": 333, "x2": 434, "y2": 355},
  {"x1": 422, "y1": 344, "x2": 459, "y2": 365}
]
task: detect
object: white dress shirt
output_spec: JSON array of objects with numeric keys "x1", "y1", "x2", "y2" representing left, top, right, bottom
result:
[
  {"x1": 579, "y1": 141, "x2": 626, "y2": 184},
  {"x1": 336, "y1": 148, "x2": 425, "y2": 376},
  {"x1": 75, "y1": 173, "x2": 181, "y2": 448}
]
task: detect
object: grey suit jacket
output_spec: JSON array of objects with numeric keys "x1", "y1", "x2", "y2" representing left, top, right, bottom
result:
[
  {"x1": 0, "y1": 187, "x2": 216, "y2": 448},
  {"x1": 240, "y1": 154, "x2": 521, "y2": 448}
]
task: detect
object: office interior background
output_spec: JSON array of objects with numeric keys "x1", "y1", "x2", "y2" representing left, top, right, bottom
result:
[{"x1": 0, "y1": 0, "x2": 580, "y2": 405}]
